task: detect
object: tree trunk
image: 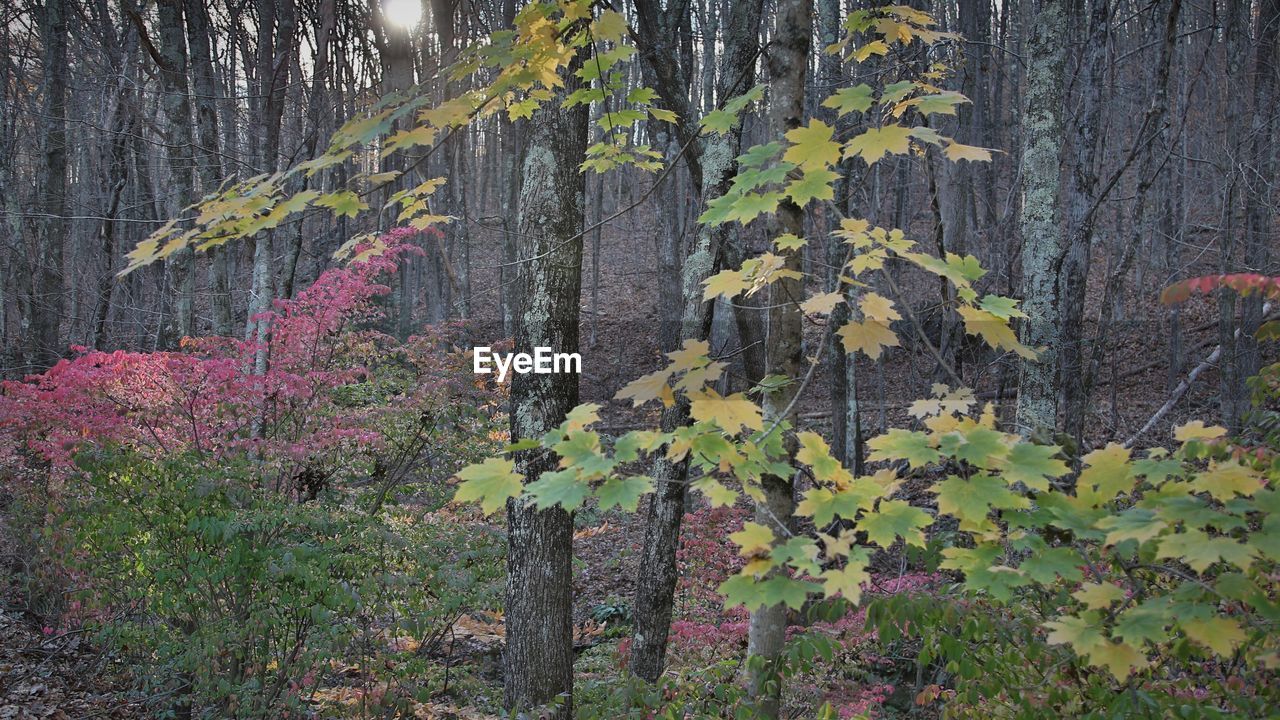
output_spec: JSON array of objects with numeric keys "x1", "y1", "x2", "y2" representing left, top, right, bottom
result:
[
  {"x1": 628, "y1": 0, "x2": 764, "y2": 683},
  {"x1": 503, "y1": 38, "x2": 589, "y2": 720},
  {"x1": 747, "y1": 1, "x2": 810, "y2": 716},
  {"x1": 26, "y1": 0, "x2": 70, "y2": 368},
  {"x1": 1058, "y1": 0, "x2": 1109, "y2": 443},
  {"x1": 156, "y1": 0, "x2": 196, "y2": 349},
  {"x1": 1013, "y1": 0, "x2": 1067, "y2": 436}
]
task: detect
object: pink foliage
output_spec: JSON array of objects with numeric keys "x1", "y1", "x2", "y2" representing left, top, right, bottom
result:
[{"x1": 0, "y1": 230, "x2": 488, "y2": 494}]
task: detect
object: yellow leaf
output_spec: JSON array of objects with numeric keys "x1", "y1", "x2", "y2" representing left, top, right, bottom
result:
[
  {"x1": 615, "y1": 369, "x2": 672, "y2": 407},
  {"x1": 1182, "y1": 616, "x2": 1247, "y2": 657},
  {"x1": 801, "y1": 291, "x2": 844, "y2": 316},
  {"x1": 1173, "y1": 420, "x2": 1227, "y2": 443},
  {"x1": 1072, "y1": 582, "x2": 1126, "y2": 610},
  {"x1": 666, "y1": 339, "x2": 711, "y2": 370},
  {"x1": 1086, "y1": 641, "x2": 1150, "y2": 681},
  {"x1": 956, "y1": 305, "x2": 1037, "y2": 359},
  {"x1": 783, "y1": 119, "x2": 841, "y2": 170},
  {"x1": 703, "y1": 268, "x2": 751, "y2": 300},
  {"x1": 729, "y1": 521, "x2": 775, "y2": 556},
  {"x1": 1193, "y1": 461, "x2": 1262, "y2": 501},
  {"x1": 689, "y1": 389, "x2": 765, "y2": 434},
  {"x1": 844, "y1": 125, "x2": 913, "y2": 164},
  {"x1": 859, "y1": 292, "x2": 901, "y2": 322},
  {"x1": 838, "y1": 319, "x2": 899, "y2": 360},
  {"x1": 944, "y1": 142, "x2": 993, "y2": 162}
]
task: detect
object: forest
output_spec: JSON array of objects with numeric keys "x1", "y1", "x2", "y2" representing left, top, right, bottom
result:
[{"x1": 0, "y1": 0, "x2": 1278, "y2": 717}]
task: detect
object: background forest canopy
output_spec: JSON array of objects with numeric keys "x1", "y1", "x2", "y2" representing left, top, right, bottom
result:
[{"x1": 0, "y1": 0, "x2": 1279, "y2": 719}]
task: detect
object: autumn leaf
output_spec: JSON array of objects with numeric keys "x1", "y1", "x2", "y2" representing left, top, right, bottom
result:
[
  {"x1": 689, "y1": 389, "x2": 764, "y2": 434},
  {"x1": 784, "y1": 119, "x2": 842, "y2": 170},
  {"x1": 843, "y1": 125, "x2": 913, "y2": 164},
  {"x1": 838, "y1": 319, "x2": 899, "y2": 359},
  {"x1": 454, "y1": 458, "x2": 524, "y2": 515}
]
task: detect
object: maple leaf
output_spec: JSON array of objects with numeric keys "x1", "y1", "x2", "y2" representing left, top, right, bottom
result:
[
  {"x1": 692, "y1": 477, "x2": 739, "y2": 507},
  {"x1": 1095, "y1": 508, "x2": 1167, "y2": 546},
  {"x1": 525, "y1": 468, "x2": 591, "y2": 511},
  {"x1": 999, "y1": 442, "x2": 1069, "y2": 491},
  {"x1": 860, "y1": 500, "x2": 931, "y2": 548},
  {"x1": 1087, "y1": 641, "x2": 1150, "y2": 681},
  {"x1": 454, "y1": 458, "x2": 524, "y2": 515},
  {"x1": 1156, "y1": 529, "x2": 1256, "y2": 573},
  {"x1": 933, "y1": 474, "x2": 1026, "y2": 526},
  {"x1": 783, "y1": 119, "x2": 841, "y2": 170},
  {"x1": 852, "y1": 39, "x2": 889, "y2": 62},
  {"x1": 702, "y1": 268, "x2": 751, "y2": 300},
  {"x1": 1173, "y1": 420, "x2": 1227, "y2": 443},
  {"x1": 821, "y1": 551, "x2": 872, "y2": 603},
  {"x1": 838, "y1": 319, "x2": 899, "y2": 359},
  {"x1": 689, "y1": 389, "x2": 764, "y2": 434},
  {"x1": 1044, "y1": 612, "x2": 1107, "y2": 655},
  {"x1": 821, "y1": 84, "x2": 875, "y2": 115},
  {"x1": 1113, "y1": 604, "x2": 1169, "y2": 646},
  {"x1": 1078, "y1": 443, "x2": 1135, "y2": 505},
  {"x1": 1019, "y1": 547, "x2": 1084, "y2": 583},
  {"x1": 315, "y1": 190, "x2": 368, "y2": 219},
  {"x1": 1192, "y1": 461, "x2": 1262, "y2": 501},
  {"x1": 730, "y1": 521, "x2": 776, "y2": 557},
  {"x1": 800, "y1": 291, "x2": 843, "y2": 316},
  {"x1": 977, "y1": 294, "x2": 1026, "y2": 319},
  {"x1": 615, "y1": 369, "x2": 672, "y2": 407},
  {"x1": 774, "y1": 233, "x2": 807, "y2": 252},
  {"x1": 796, "y1": 432, "x2": 854, "y2": 487},
  {"x1": 1181, "y1": 616, "x2": 1247, "y2": 657},
  {"x1": 1072, "y1": 582, "x2": 1126, "y2": 610},
  {"x1": 957, "y1": 305, "x2": 1036, "y2": 359},
  {"x1": 843, "y1": 125, "x2": 913, "y2": 164},
  {"x1": 866, "y1": 429, "x2": 940, "y2": 468},
  {"x1": 787, "y1": 168, "x2": 837, "y2": 206},
  {"x1": 595, "y1": 476, "x2": 653, "y2": 512},
  {"x1": 943, "y1": 142, "x2": 993, "y2": 162},
  {"x1": 859, "y1": 292, "x2": 901, "y2": 322}
]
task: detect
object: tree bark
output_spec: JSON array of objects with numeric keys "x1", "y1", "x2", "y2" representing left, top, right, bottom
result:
[
  {"x1": 504, "y1": 36, "x2": 589, "y2": 720},
  {"x1": 26, "y1": 0, "x2": 70, "y2": 368},
  {"x1": 628, "y1": 0, "x2": 764, "y2": 683},
  {"x1": 1013, "y1": 0, "x2": 1067, "y2": 436},
  {"x1": 747, "y1": 1, "x2": 810, "y2": 717},
  {"x1": 156, "y1": 0, "x2": 197, "y2": 349}
]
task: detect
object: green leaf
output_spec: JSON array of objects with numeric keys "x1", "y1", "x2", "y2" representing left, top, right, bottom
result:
[
  {"x1": 1156, "y1": 529, "x2": 1256, "y2": 573},
  {"x1": 1095, "y1": 507, "x2": 1167, "y2": 546},
  {"x1": 783, "y1": 119, "x2": 841, "y2": 170},
  {"x1": 1019, "y1": 547, "x2": 1084, "y2": 584},
  {"x1": 1072, "y1": 581, "x2": 1126, "y2": 610},
  {"x1": 454, "y1": 458, "x2": 524, "y2": 515},
  {"x1": 860, "y1": 500, "x2": 931, "y2": 548},
  {"x1": 1113, "y1": 603, "x2": 1169, "y2": 646},
  {"x1": 315, "y1": 190, "x2": 368, "y2": 219},
  {"x1": 525, "y1": 468, "x2": 591, "y2": 511},
  {"x1": 786, "y1": 168, "x2": 837, "y2": 206},
  {"x1": 866, "y1": 429, "x2": 940, "y2": 468},
  {"x1": 1044, "y1": 612, "x2": 1108, "y2": 656},
  {"x1": 821, "y1": 84, "x2": 875, "y2": 115},
  {"x1": 1000, "y1": 442, "x2": 1069, "y2": 492},
  {"x1": 933, "y1": 474, "x2": 1027, "y2": 527},
  {"x1": 595, "y1": 476, "x2": 653, "y2": 512},
  {"x1": 843, "y1": 125, "x2": 913, "y2": 164}
]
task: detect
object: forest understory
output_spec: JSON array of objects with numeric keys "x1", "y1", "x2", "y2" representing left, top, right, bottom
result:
[{"x1": 2, "y1": 0, "x2": 1279, "y2": 718}]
